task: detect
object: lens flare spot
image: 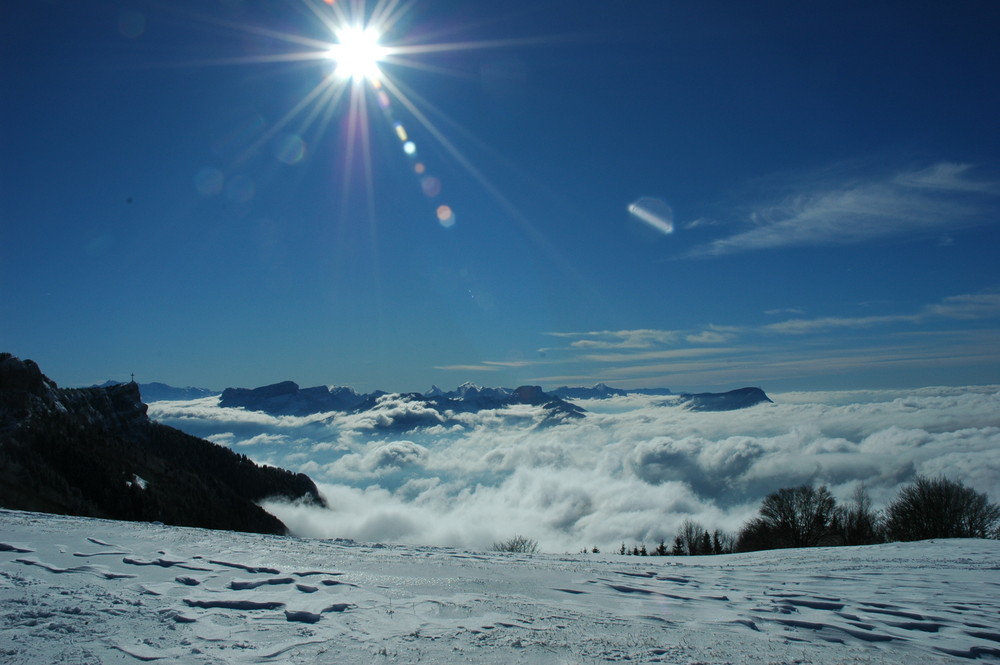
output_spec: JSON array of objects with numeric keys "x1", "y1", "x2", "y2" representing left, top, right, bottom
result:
[
  {"x1": 414, "y1": 162, "x2": 426, "y2": 174},
  {"x1": 275, "y1": 134, "x2": 306, "y2": 164},
  {"x1": 403, "y1": 141, "x2": 417, "y2": 155},
  {"x1": 118, "y1": 11, "x2": 145, "y2": 40},
  {"x1": 394, "y1": 123, "x2": 408, "y2": 142},
  {"x1": 195, "y1": 167, "x2": 224, "y2": 197},
  {"x1": 377, "y1": 90, "x2": 391, "y2": 109},
  {"x1": 421, "y1": 176, "x2": 441, "y2": 197},
  {"x1": 226, "y1": 175, "x2": 255, "y2": 203},
  {"x1": 628, "y1": 197, "x2": 674, "y2": 234},
  {"x1": 436, "y1": 205, "x2": 455, "y2": 227}
]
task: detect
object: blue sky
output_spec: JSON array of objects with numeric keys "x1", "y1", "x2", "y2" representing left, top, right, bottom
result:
[{"x1": 3, "y1": 0, "x2": 1000, "y2": 393}]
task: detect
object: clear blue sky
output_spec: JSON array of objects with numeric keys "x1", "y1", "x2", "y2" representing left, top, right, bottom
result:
[{"x1": 3, "y1": 0, "x2": 1000, "y2": 393}]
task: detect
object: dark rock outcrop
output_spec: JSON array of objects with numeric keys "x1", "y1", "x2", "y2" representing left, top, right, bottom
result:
[
  {"x1": 0, "y1": 353, "x2": 323, "y2": 535},
  {"x1": 220, "y1": 381, "x2": 365, "y2": 415},
  {"x1": 678, "y1": 387, "x2": 773, "y2": 411}
]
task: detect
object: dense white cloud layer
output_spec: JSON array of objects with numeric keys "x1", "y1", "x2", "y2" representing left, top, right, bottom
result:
[{"x1": 148, "y1": 386, "x2": 1000, "y2": 553}]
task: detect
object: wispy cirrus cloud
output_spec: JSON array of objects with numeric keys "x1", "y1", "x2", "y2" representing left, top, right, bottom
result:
[
  {"x1": 764, "y1": 290, "x2": 1000, "y2": 334},
  {"x1": 580, "y1": 346, "x2": 745, "y2": 364},
  {"x1": 763, "y1": 314, "x2": 917, "y2": 335},
  {"x1": 518, "y1": 289, "x2": 1000, "y2": 390},
  {"x1": 429, "y1": 288, "x2": 1000, "y2": 392},
  {"x1": 544, "y1": 329, "x2": 680, "y2": 350},
  {"x1": 685, "y1": 328, "x2": 738, "y2": 344},
  {"x1": 691, "y1": 162, "x2": 998, "y2": 257},
  {"x1": 433, "y1": 359, "x2": 541, "y2": 374}
]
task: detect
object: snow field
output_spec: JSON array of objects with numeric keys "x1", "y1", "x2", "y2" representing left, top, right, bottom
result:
[{"x1": 1, "y1": 509, "x2": 998, "y2": 664}]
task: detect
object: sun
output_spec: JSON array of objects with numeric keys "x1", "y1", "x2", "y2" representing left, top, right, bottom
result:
[
  {"x1": 177, "y1": 0, "x2": 541, "y2": 228},
  {"x1": 327, "y1": 25, "x2": 386, "y2": 81}
]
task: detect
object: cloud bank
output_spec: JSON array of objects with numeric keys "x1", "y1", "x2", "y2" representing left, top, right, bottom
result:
[{"x1": 148, "y1": 385, "x2": 1000, "y2": 553}]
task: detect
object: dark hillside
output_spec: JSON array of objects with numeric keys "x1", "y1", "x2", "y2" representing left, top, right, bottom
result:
[{"x1": 0, "y1": 353, "x2": 323, "y2": 535}]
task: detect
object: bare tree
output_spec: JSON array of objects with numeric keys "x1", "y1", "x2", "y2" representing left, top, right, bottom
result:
[
  {"x1": 675, "y1": 519, "x2": 710, "y2": 555},
  {"x1": 740, "y1": 485, "x2": 837, "y2": 550},
  {"x1": 492, "y1": 535, "x2": 539, "y2": 554},
  {"x1": 885, "y1": 476, "x2": 1000, "y2": 541},
  {"x1": 835, "y1": 483, "x2": 883, "y2": 545}
]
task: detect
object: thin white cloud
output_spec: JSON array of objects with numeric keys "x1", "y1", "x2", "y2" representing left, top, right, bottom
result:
[
  {"x1": 432, "y1": 360, "x2": 542, "y2": 372},
  {"x1": 686, "y1": 330, "x2": 737, "y2": 344},
  {"x1": 482, "y1": 360, "x2": 534, "y2": 368},
  {"x1": 763, "y1": 313, "x2": 917, "y2": 335},
  {"x1": 545, "y1": 329, "x2": 680, "y2": 350},
  {"x1": 924, "y1": 291, "x2": 1000, "y2": 319},
  {"x1": 447, "y1": 289, "x2": 1000, "y2": 391},
  {"x1": 683, "y1": 217, "x2": 720, "y2": 229},
  {"x1": 764, "y1": 290, "x2": 1000, "y2": 335},
  {"x1": 892, "y1": 162, "x2": 995, "y2": 193},
  {"x1": 582, "y1": 346, "x2": 744, "y2": 364},
  {"x1": 691, "y1": 162, "x2": 998, "y2": 256}
]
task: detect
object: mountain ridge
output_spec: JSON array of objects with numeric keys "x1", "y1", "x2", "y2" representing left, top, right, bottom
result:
[
  {"x1": 218, "y1": 380, "x2": 587, "y2": 429},
  {"x1": 0, "y1": 353, "x2": 323, "y2": 535},
  {"x1": 99, "y1": 378, "x2": 773, "y2": 420},
  {"x1": 679, "y1": 387, "x2": 774, "y2": 411}
]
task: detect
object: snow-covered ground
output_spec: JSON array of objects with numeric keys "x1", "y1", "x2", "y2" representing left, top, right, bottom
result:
[{"x1": 2, "y1": 510, "x2": 998, "y2": 664}]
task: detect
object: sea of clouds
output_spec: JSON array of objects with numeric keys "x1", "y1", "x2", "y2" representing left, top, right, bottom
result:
[{"x1": 148, "y1": 385, "x2": 1000, "y2": 553}]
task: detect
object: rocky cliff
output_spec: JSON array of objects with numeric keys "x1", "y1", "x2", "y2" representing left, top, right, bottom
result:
[
  {"x1": 679, "y1": 387, "x2": 773, "y2": 411},
  {"x1": 0, "y1": 353, "x2": 323, "y2": 535}
]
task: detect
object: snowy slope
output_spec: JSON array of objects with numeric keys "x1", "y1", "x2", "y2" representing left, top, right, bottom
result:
[{"x1": 2, "y1": 510, "x2": 998, "y2": 664}]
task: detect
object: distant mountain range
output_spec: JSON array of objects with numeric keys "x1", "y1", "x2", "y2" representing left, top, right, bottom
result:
[
  {"x1": 2, "y1": 354, "x2": 323, "y2": 535},
  {"x1": 95, "y1": 380, "x2": 217, "y2": 403},
  {"x1": 550, "y1": 383, "x2": 675, "y2": 399},
  {"x1": 98, "y1": 378, "x2": 772, "y2": 426},
  {"x1": 218, "y1": 381, "x2": 588, "y2": 429}
]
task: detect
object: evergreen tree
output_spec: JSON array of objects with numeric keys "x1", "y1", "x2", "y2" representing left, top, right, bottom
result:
[{"x1": 699, "y1": 531, "x2": 712, "y2": 555}]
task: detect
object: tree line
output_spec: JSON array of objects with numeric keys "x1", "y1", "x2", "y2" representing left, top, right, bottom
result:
[{"x1": 610, "y1": 476, "x2": 1000, "y2": 557}]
